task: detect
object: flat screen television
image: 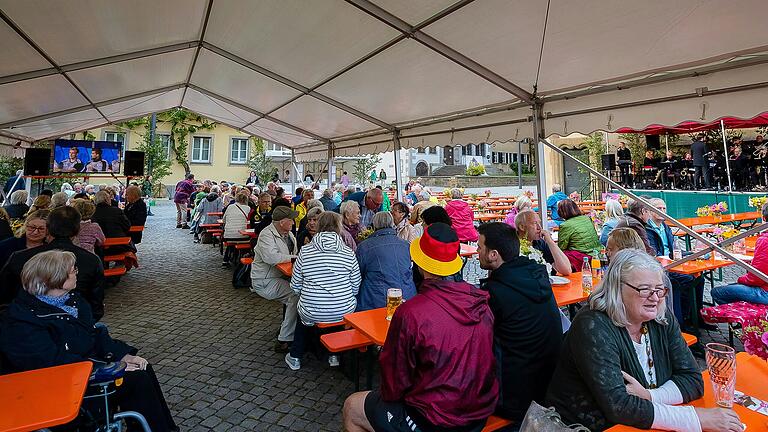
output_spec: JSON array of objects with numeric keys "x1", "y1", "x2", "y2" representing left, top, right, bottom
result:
[{"x1": 52, "y1": 139, "x2": 123, "y2": 174}]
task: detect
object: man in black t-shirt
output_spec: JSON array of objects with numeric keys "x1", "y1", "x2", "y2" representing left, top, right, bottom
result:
[{"x1": 616, "y1": 142, "x2": 632, "y2": 186}]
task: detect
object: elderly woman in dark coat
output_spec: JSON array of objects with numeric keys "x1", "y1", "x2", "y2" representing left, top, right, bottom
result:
[
  {"x1": 355, "y1": 212, "x2": 416, "y2": 311},
  {"x1": 0, "y1": 250, "x2": 177, "y2": 431},
  {"x1": 545, "y1": 249, "x2": 741, "y2": 432},
  {"x1": 123, "y1": 185, "x2": 147, "y2": 244}
]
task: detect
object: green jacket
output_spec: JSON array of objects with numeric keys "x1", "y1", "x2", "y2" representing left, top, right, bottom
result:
[
  {"x1": 545, "y1": 308, "x2": 703, "y2": 431},
  {"x1": 557, "y1": 215, "x2": 601, "y2": 254}
]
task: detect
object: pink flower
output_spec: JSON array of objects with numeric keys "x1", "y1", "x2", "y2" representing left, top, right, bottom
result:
[{"x1": 762, "y1": 331, "x2": 768, "y2": 346}]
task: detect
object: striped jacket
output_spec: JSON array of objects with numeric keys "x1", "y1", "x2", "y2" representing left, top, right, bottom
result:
[{"x1": 291, "y1": 231, "x2": 361, "y2": 325}]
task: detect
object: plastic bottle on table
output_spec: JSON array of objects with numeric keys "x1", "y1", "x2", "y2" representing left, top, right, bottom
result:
[{"x1": 581, "y1": 257, "x2": 593, "y2": 295}]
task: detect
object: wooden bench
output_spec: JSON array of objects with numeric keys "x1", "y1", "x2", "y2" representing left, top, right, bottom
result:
[
  {"x1": 102, "y1": 237, "x2": 131, "y2": 247},
  {"x1": 103, "y1": 253, "x2": 127, "y2": 263},
  {"x1": 128, "y1": 225, "x2": 144, "y2": 233},
  {"x1": 682, "y1": 332, "x2": 697, "y2": 347},
  {"x1": 316, "y1": 320, "x2": 345, "y2": 329},
  {"x1": 104, "y1": 267, "x2": 127, "y2": 277},
  {"x1": 320, "y1": 329, "x2": 375, "y2": 391},
  {"x1": 482, "y1": 415, "x2": 513, "y2": 431},
  {"x1": 240, "y1": 257, "x2": 253, "y2": 265}
]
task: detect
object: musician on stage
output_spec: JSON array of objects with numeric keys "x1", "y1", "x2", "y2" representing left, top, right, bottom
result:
[
  {"x1": 642, "y1": 150, "x2": 660, "y2": 188},
  {"x1": 659, "y1": 150, "x2": 678, "y2": 189},
  {"x1": 616, "y1": 142, "x2": 632, "y2": 187},
  {"x1": 755, "y1": 134, "x2": 768, "y2": 187},
  {"x1": 730, "y1": 145, "x2": 749, "y2": 191},
  {"x1": 691, "y1": 134, "x2": 710, "y2": 189}
]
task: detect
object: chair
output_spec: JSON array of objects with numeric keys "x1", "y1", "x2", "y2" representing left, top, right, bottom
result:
[
  {"x1": 700, "y1": 301, "x2": 768, "y2": 346},
  {"x1": 320, "y1": 330, "x2": 374, "y2": 391}
]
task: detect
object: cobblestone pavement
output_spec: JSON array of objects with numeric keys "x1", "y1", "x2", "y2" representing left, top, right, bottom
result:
[{"x1": 103, "y1": 201, "x2": 745, "y2": 430}]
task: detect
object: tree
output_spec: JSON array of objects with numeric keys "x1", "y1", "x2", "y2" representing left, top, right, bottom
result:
[
  {"x1": 353, "y1": 154, "x2": 382, "y2": 185},
  {"x1": 577, "y1": 132, "x2": 605, "y2": 175},
  {"x1": 136, "y1": 124, "x2": 172, "y2": 184},
  {"x1": 247, "y1": 137, "x2": 275, "y2": 184},
  {"x1": 156, "y1": 108, "x2": 217, "y2": 175}
]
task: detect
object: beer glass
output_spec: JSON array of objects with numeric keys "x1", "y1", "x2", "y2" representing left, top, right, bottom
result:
[
  {"x1": 386, "y1": 288, "x2": 403, "y2": 321},
  {"x1": 705, "y1": 343, "x2": 736, "y2": 408}
]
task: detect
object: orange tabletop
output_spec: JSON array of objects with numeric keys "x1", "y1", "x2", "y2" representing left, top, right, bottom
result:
[
  {"x1": 552, "y1": 272, "x2": 592, "y2": 307},
  {"x1": 0, "y1": 361, "x2": 92, "y2": 432},
  {"x1": 103, "y1": 237, "x2": 131, "y2": 247},
  {"x1": 677, "y1": 211, "x2": 761, "y2": 228},
  {"x1": 238, "y1": 229, "x2": 257, "y2": 238},
  {"x1": 460, "y1": 243, "x2": 478, "y2": 257},
  {"x1": 746, "y1": 235, "x2": 757, "y2": 252},
  {"x1": 682, "y1": 332, "x2": 697, "y2": 346},
  {"x1": 474, "y1": 213, "x2": 505, "y2": 222},
  {"x1": 487, "y1": 205, "x2": 513, "y2": 211},
  {"x1": 658, "y1": 256, "x2": 733, "y2": 275},
  {"x1": 276, "y1": 261, "x2": 293, "y2": 277},
  {"x1": 607, "y1": 352, "x2": 768, "y2": 431},
  {"x1": 128, "y1": 225, "x2": 144, "y2": 233},
  {"x1": 344, "y1": 307, "x2": 389, "y2": 346},
  {"x1": 207, "y1": 212, "x2": 223, "y2": 217}
]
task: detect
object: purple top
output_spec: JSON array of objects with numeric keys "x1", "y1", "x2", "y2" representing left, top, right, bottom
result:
[{"x1": 75, "y1": 221, "x2": 105, "y2": 254}]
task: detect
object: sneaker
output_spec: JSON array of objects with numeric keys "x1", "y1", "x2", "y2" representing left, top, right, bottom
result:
[
  {"x1": 181, "y1": 224, "x2": 190, "y2": 229},
  {"x1": 328, "y1": 355, "x2": 340, "y2": 367},
  {"x1": 285, "y1": 353, "x2": 301, "y2": 370},
  {"x1": 176, "y1": 224, "x2": 182, "y2": 228}
]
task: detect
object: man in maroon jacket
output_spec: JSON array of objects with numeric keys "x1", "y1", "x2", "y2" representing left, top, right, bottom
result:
[
  {"x1": 343, "y1": 223, "x2": 498, "y2": 432},
  {"x1": 173, "y1": 173, "x2": 195, "y2": 228}
]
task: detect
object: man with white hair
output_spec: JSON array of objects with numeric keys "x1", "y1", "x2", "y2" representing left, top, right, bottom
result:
[
  {"x1": 3, "y1": 169, "x2": 25, "y2": 195},
  {"x1": 4, "y1": 190, "x2": 29, "y2": 219}
]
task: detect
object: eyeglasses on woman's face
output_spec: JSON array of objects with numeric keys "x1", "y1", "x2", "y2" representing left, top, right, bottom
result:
[
  {"x1": 623, "y1": 281, "x2": 668, "y2": 299},
  {"x1": 26, "y1": 224, "x2": 46, "y2": 233}
]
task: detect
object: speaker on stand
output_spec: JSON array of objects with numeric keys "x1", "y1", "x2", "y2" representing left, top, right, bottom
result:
[
  {"x1": 123, "y1": 151, "x2": 145, "y2": 177},
  {"x1": 600, "y1": 154, "x2": 617, "y2": 193},
  {"x1": 23, "y1": 148, "x2": 52, "y2": 195}
]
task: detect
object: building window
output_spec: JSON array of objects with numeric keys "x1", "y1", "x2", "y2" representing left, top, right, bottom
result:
[
  {"x1": 428, "y1": 147, "x2": 436, "y2": 154},
  {"x1": 417, "y1": 147, "x2": 425, "y2": 154},
  {"x1": 192, "y1": 136, "x2": 212, "y2": 163},
  {"x1": 522, "y1": 154, "x2": 530, "y2": 165},
  {"x1": 103, "y1": 131, "x2": 125, "y2": 144},
  {"x1": 158, "y1": 134, "x2": 171, "y2": 159},
  {"x1": 230, "y1": 138, "x2": 249, "y2": 164},
  {"x1": 267, "y1": 141, "x2": 283, "y2": 152},
  {"x1": 480, "y1": 144, "x2": 486, "y2": 157}
]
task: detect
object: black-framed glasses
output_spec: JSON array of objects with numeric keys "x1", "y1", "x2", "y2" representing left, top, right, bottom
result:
[
  {"x1": 624, "y1": 281, "x2": 668, "y2": 299},
  {"x1": 26, "y1": 225, "x2": 46, "y2": 233}
]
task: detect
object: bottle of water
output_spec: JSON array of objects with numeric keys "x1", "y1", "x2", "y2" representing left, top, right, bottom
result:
[{"x1": 581, "y1": 257, "x2": 593, "y2": 295}]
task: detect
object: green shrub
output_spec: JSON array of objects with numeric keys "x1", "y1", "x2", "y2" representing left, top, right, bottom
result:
[{"x1": 465, "y1": 165, "x2": 486, "y2": 176}]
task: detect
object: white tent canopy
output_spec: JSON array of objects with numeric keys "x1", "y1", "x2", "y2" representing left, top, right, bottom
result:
[{"x1": 1, "y1": 0, "x2": 768, "y2": 162}]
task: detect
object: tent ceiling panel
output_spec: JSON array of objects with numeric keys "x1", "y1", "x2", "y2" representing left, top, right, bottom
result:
[
  {"x1": 367, "y1": 0, "x2": 458, "y2": 25},
  {"x1": 269, "y1": 96, "x2": 380, "y2": 138},
  {"x1": 0, "y1": 0, "x2": 207, "y2": 65},
  {"x1": 204, "y1": 0, "x2": 399, "y2": 88},
  {"x1": 244, "y1": 119, "x2": 315, "y2": 149},
  {"x1": 190, "y1": 49, "x2": 302, "y2": 114},
  {"x1": 316, "y1": 39, "x2": 512, "y2": 124},
  {"x1": 181, "y1": 88, "x2": 259, "y2": 129},
  {"x1": 537, "y1": 0, "x2": 768, "y2": 94},
  {"x1": 0, "y1": 20, "x2": 50, "y2": 77},
  {"x1": 542, "y1": 63, "x2": 768, "y2": 136},
  {"x1": 3, "y1": 108, "x2": 102, "y2": 140},
  {"x1": 68, "y1": 49, "x2": 195, "y2": 103},
  {"x1": 0, "y1": 74, "x2": 88, "y2": 125},
  {"x1": 421, "y1": 0, "x2": 545, "y2": 93},
  {"x1": 100, "y1": 88, "x2": 184, "y2": 123}
]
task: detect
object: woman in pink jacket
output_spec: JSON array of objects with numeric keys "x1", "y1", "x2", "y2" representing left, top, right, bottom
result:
[{"x1": 443, "y1": 188, "x2": 478, "y2": 242}]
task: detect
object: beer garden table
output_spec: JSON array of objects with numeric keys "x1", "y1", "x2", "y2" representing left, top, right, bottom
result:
[{"x1": 606, "y1": 352, "x2": 768, "y2": 432}]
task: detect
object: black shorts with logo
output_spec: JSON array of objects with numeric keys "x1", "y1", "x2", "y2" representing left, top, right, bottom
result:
[{"x1": 363, "y1": 390, "x2": 485, "y2": 432}]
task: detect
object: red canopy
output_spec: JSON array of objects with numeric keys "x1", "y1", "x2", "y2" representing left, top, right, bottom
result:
[{"x1": 615, "y1": 112, "x2": 768, "y2": 135}]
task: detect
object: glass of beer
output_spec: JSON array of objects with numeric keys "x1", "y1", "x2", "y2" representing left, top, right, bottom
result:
[
  {"x1": 386, "y1": 288, "x2": 403, "y2": 321},
  {"x1": 705, "y1": 343, "x2": 737, "y2": 408}
]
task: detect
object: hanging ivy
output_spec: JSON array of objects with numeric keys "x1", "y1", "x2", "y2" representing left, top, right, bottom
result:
[{"x1": 157, "y1": 108, "x2": 217, "y2": 175}]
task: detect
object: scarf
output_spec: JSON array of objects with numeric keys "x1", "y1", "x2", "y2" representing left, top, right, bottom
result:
[{"x1": 36, "y1": 292, "x2": 79, "y2": 318}]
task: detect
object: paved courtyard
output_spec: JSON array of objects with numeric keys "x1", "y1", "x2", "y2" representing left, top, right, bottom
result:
[{"x1": 102, "y1": 200, "x2": 743, "y2": 430}]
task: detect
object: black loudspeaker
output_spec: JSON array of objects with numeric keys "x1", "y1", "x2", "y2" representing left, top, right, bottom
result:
[
  {"x1": 645, "y1": 135, "x2": 661, "y2": 150},
  {"x1": 601, "y1": 154, "x2": 616, "y2": 171},
  {"x1": 23, "y1": 148, "x2": 51, "y2": 176},
  {"x1": 123, "y1": 151, "x2": 145, "y2": 176}
]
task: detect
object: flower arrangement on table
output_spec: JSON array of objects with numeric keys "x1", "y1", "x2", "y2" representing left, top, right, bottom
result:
[
  {"x1": 356, "y1": 227, "x2": 374, "y2": 242},
  {"x1": 476, "y1": 199, "x2": 491, "y2": 210},
  {"x1": 469, "y1": 193, "x2": 478, "y2": 200},
  {"x1": 520, "y1": 237, "x2": 552, "y2": 273},
  {"x1": 749, "y1": 196, "x2": 768, "y2": 210},
  {"x1": 712, "y1": 225, "x2": 739, "y2": 243},
  {"x1": 738, "y1": 315, "x2": 768, "y2": 360},
  {"x1": 484, "y1": 189, "x2": 492, "y2": 197},
  {"x1": 696, "y1": 201, "x2": 728, "y2": 217},
  {"x1": 569, "y1": 191, "x2": 582, "y2": 202},
  {"x1": 523, "y1": 190, "x2": 535, "y2": 200},
  {"x1": 618, "y1": 194, "x2": 630, "y2": 206},
  {"x1": 588, "y1": 209, "x2": 607, "y2": 228}
]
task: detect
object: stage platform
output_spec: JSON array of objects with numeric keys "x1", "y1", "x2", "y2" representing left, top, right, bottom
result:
[{"x1": 625, "y1": 189, "x2": 766, "y2": 219}]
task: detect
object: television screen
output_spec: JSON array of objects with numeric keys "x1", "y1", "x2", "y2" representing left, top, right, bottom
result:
[{"x1": 52, "y1": 139, "x2": 123, "y2": 174}]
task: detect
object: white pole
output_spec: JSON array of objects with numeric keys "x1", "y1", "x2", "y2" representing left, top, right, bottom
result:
[
  {"x1": 665, "y1": 134, "x2": 669, "y2": 153},
  {"x1": 721, "y1": 120, "x2": 733, "y2": 191},
  {"x1": 393, "y1": 132, "x2": 404, "y2": 201}
]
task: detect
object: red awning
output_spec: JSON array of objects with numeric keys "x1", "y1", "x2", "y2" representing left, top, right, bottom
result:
[{"x1": 615, "y1": 112, "x2": 768, "y2": 135}]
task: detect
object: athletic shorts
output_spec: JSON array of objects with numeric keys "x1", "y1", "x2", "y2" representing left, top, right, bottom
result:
[{"x1": 363, "y1": 390, "x2": 484, "y2": 432}]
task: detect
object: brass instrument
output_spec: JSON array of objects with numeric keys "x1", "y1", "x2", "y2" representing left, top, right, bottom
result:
[{"x1": 754, "y1": 143, "x2": 768, "y2": 159}]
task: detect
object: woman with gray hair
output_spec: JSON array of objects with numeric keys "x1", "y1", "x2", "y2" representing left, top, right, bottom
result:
[
  {"x1": 546, "y1": 249, "x2": 740, "y2": 432},
  {"x1": 600, "y1": 199, "x2": 625, "y2": 246},
  {"x1": 50, "y1": 191, "x2": 69, "y2": 209},
  {"x1": 354, "y1": 211, "x2": 416, "y2": 311},
  {"x1": 339, "y1": 200, "x2": 362, "y2": 251},
  {"x1": 297, "y1": 207, "x2": 323, "y2": 249},
  {"x1": 0, "y1": 250, "x2": 178, "y2": 431},
  {"x1": 4, "y1": 189, "x2": 30, "y2": 219}
]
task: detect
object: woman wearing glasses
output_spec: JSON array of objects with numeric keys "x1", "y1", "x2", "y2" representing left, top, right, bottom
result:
[
  {"x1": 545, "y1": 249, "x2": 742, "y2": 432},
  {"x1": 0, "y1": 209, "x2": 49, "y2": 268}
]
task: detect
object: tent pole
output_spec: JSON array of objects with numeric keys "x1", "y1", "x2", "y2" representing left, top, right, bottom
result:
[
  {"x1": 533, "y1": 103, "x2": 547, "y2": 226},
  {"x1": 517, "y1": 140, "x2": 522, "y2": 189},
  {"x1": 290, "y1": 148, "x2": 296, "y2": 197},
  {"x1": 327, "y1": 142, "x2": 335, "y2": 188},
  {"x1": 540, "y1": 137, "x2": 768, "y2": 284},
  {"x1": 664, "y1": 134, "x2": 668, "y2": 153},
  {"x1": 393, "y1": 131, "x2": 403, "y2": 201},
  {"x1": 721, "y1": 120, "x2": 733, "y2": 191}
]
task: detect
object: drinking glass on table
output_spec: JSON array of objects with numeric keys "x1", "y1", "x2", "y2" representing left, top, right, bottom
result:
[
  {"x1": 386, "y1": 288, "x2": 403, "y2": 321},
  {"x1": 705, "y1": 343, "x2": 736, "y2": 408}
]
